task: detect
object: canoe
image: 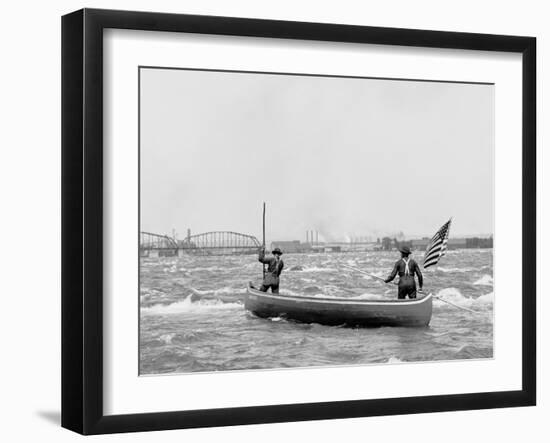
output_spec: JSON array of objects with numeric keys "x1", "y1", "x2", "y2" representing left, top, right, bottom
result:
[{"x1": 245, "y1": 284, "x2": 432, "y2": 327}]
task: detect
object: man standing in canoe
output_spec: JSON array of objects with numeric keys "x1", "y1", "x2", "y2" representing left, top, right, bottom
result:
[
  {"x1": 384, "y1": 246, "x2": 424, "y2": 299},
  {"x1": 258, "y1": 246, "x2": 284, "y2": 293}
]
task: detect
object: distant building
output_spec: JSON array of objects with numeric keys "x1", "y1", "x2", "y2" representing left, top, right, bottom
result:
[
  {"x1": 320, "y1": 246, "x2": 342, "y2": 253},
  {"x1": 270, "y1": 240, "x2": 313, "y2": 254},
  {"x1": 410, "y1": 236, "x2": 492, "y2": 251},
  {"x1": 447, "y1": 238, "x2": 467, "y2": 249},
  {"x1": 395, "y1": 239, "x2": 413, "y2": 250},
  {"x1": 381, "y1": 236, "x2": 393, "y2": 250},
  {"x1": 412, "y1": 238, "x2": 430, "y2": 250},
  {"x1": 466, "y1": 237, "x2": 494, "y2": 248}
]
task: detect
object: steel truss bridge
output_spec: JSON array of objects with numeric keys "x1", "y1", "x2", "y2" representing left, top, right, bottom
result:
[
  {"x1": 140, "y1": 232, "x2": 179, "y2": 256},
  {"x1": 140, "y1": 231, "x2": 261, "y2": 256}
]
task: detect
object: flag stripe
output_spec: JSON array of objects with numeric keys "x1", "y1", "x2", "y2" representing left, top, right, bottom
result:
[
  {"x1": 425, "y1": 251, "x2": 443, "y2": 261},
  {"x1": 423, "y1": 219, "x2": 452, "y2": 269}
]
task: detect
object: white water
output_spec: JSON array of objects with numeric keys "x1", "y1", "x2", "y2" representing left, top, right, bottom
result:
[
  {"x1": 142, "y1": 296, "x2": 243, "y2": 315},
  {"x1": 140, "y1": 249, "x2": 494, "y2": 374}
]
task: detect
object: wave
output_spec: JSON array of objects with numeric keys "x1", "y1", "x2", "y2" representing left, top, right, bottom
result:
[
  {"x1": 453, "y1": 345, "x2": 493, "y2": 359},
  {"x1": 190, "y1": 287, "x2": 245, "y2": 296},
  {"x1": 339, "y1": 268, "x2": 387, "y2": 280},
  {"x1": 477, "y1": 292, "x2": 494, "y2": 304},
  {"x1": 142, "y1": 296, "x2": 242, "y2": 315},
  {"x1": 141, "y1": 288, "x2": 165, "y2": 296},
  {"x1": 473, "y1": 274, "x2": 493, "y2": 286},
  {"x1": 436, "y1": 266, "x2": 480, "y2": 273},
  {"x1": 186, "y1": 265, "x2": 243, "y2": 272},
  {"x1": 434, "y1": 288, "x2": 494, "y2": 308},
  {"x1": 387, "y1": 356, "x2": 403, "y2": 364},
  {"x1": 159, "y1": 333, "x2": 176, "y2": 344},
  {"x1": 298, "y1": 266, "x2": 338, "y2": 273},
  {"x1": 280, "y1": 288, "x2": 309, "y2": 297},
  {"x1": 364, "y1": 272, "x2": 386, "y2": 280}
]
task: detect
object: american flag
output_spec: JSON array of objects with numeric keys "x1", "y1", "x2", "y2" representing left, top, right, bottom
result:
[{"x1": 423, "y1": 219, "x2": 452, "y2": 269}]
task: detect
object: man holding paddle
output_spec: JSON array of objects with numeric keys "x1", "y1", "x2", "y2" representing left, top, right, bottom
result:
[
  {"x1": 384, "y1": 246, "x2": 424, "y2": 299},
  {"x1": 257, "y1": 246, "x2": 285, "y2": 293}
]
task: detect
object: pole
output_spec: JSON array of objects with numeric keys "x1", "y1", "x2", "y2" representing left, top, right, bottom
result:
[
  {"x1": 341, "y1": 264, "x2": 388, "y2": 283},
  {"x1": 262, "y1": 202, "x2": 266, "y2": 279},
  {"x1": 432, "y1": 295, "x2": 478, "y2": 313}
]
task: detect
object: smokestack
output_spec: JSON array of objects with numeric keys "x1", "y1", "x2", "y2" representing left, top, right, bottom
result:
[{"x1": 316, "y1": 231, "x2": 319, "y2": 245}]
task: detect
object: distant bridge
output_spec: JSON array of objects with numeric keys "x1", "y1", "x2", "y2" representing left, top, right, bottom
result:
[
  {"x1": 140, "y1": 230, "x2": 261, "y2": 256},
  {"x1": 140, "y1": 231, "x2": 178, "y2": 250},
  {"x1": 140, "y1": 232, "x2": 179, "y2": 257}
]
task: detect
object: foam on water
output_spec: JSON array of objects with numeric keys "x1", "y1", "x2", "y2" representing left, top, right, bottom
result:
[
  {"x1": 300, "y1": 266, "x2": 338, "y2": 273},
  {"x1": 436, "y1": 266, "x2": 482, "y2": 273},
  {"x1": 159, "y1": 333, "x2": 176, "y2": 344},
  {"x1": 140, "y1": 249, "x2": 495, "y2": 374},
  {"x1": 186, "y1": 265, "x2": 241, "y2": 272},
  {"x1": 434, "y1": 288, "x2": 494, "y2": 308},
  {"x1": 477, "y1": 292, "x2": 494, "y2": 304},
  {"x1": 473, "y1": 274, "x2": 493, "y2": 286},
  {"x1": 142, "y1": 296, "x2": 242, "y2": 315},
  {"x1": 280, "y1": 288, "x2": 305, "y2": 297},
  {"x1": 141, "y1": 288, "x2": 165, "y2": 297},
  {"x1": 191, "y1": 287, "x2": 245, "y2": 296}
]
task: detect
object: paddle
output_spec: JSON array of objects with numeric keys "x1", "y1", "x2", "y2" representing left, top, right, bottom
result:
[
  {"x1": 432, "y1": 295, "x2": 477, "y2": 313},
  {"x1": 341, "y1": 264, "x2": 390, "y2": 283},
  {"x1": 341, "y1": 264, "x2": 478, "y2": 313}
]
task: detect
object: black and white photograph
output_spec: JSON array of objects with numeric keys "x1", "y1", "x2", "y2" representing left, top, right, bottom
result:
[{"x1": 138, "y1": 67, "x2": 495, "y2": 375}]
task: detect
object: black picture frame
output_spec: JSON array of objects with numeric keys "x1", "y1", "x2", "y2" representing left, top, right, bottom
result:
[{"x1": 62, "y1": 8, "x2": 536, "y2": 435}]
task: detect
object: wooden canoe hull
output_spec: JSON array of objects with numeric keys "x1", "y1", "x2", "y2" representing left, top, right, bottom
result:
[{"x1": 245, "y1": 285, "x2": 432, "y2": 327}]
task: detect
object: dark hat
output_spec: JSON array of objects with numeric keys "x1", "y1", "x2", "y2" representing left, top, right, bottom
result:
[
  {"x1": 398, "y1": 245, "x2": 411, "y2": 255},
  {"x1": 272, "y1": 247, "x2": 283, "y2": 255}
]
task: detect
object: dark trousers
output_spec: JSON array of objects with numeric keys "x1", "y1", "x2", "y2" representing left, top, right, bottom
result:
[
  {"x1": 398, "y1": 276, "x2": 417, "y2": 299},
  {"x1": 259, "y1": 283, "x2": 279, "y2": 294}
]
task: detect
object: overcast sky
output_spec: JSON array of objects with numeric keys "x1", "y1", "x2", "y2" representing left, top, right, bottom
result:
[{"x1": 140, "y1": 68, "x2": 494, "y2": 242}]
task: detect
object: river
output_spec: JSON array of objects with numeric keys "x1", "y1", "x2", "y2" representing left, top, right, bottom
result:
[{"x1": 139, "y1": 249, "x2": 493, "y2": 374}]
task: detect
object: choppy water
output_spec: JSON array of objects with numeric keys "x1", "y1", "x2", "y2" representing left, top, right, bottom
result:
[{"x1": 140, "y1": 249, "x2": 493, "y2": 375}]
